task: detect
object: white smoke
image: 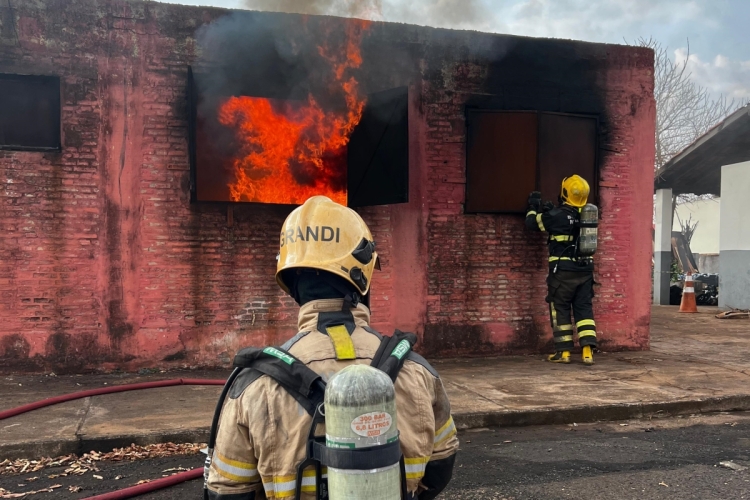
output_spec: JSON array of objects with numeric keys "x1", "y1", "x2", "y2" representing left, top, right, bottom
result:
[
  {"x1": 243, "y1": 0, "x2": 492, "y2": 30},
  {"x1": 242, "y1": 0, "x2": 383, "y2": 17}
]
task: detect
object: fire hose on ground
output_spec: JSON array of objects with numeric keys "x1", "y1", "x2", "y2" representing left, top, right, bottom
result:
[
  {"x1": 81, "y1": 468, "x2": 205, "y2": 500},
  {"x1": 0, "y1": 378, "x2": 226, "y2": 421},
  {"x1": 0, "y1": 378, "x2": 227, "y2": 499}
]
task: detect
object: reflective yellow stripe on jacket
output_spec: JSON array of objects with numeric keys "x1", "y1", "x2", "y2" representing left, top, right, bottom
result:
[
  {"x1": 550, "y1": 235, "x2": 574, "y2": 242},
  {"x1": 434, "y1": 416, "x2": 457, "y2": 447},
  {"x1": 211, "y1": 452, "x2": 259, "y2": 484},
  {"x1": 404, "y1": 456, "x2": 430, "y2": 480},
  {"x1": 263, "y1": 469, "x2": 328, "y2": 499},
  {"x1": 536, "y1": 213, "x2": 545, "y2": 231}
]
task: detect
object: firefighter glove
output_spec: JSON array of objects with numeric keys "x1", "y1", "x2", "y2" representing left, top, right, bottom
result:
[{"x1": 528, "y1": 191, "x2": 542, "y2": 210}]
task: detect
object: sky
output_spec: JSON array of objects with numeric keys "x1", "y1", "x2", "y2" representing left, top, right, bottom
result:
[{"x1": 157, "y1": 0, "x2": 750, "y2": 100}]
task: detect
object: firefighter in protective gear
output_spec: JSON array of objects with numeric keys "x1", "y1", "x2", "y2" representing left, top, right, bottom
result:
[
  {"x1": 525, "y1": 175, "x2": 597, "y2": 365},
  {"x1": 206, "y1": 196, "x2": 459, "y2": 500}
]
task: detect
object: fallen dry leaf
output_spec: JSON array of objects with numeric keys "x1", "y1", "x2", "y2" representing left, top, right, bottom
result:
[
  {"x1": 0, "y1": 443, "x2": 206, "y2": 479},
  {"x1": 2, "y1": 443, "x2": 205, "y2": 477},
  {"x1": 114, "y1": 475, "x2": 123, "y2": 480},
  {"x1": 0, "y1": 484, "x2": 63, "y2": 498},
  {"x1": 92, "y1": 475, "x2": 103, "y2": 480},
  {"x1": 68, "y1": 486, "x2": 82, "y2": 493},
  {"x1": 162, "y1": 467, "x2": 189, "y2": 473},
  {"x1": 135, "y1": 479, "x2": 151, "y2": 485}
]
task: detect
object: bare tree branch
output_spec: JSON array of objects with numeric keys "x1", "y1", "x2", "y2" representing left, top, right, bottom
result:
[
  {"x1": 675, "y1": 211, "x2": 698, "y2": 246},
  {"x1": 633, "y1": 37, "x2": 744, "y2": 177}
]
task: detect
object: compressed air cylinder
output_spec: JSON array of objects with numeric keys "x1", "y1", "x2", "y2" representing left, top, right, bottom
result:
[
  {"x1": 577, "y1": 203, "x2": 599, "y2": 256},
  {"x1": 325, "y1": 364, "x2": 401, "y2": 500}
]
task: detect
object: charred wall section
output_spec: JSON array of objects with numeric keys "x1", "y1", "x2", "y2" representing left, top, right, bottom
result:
[
  {"x1": 409, "y1": 29, "x2": 654, "y2": 355},
  {"x1": 0, "y1": 0, "x2": 654, "y2": 372}
]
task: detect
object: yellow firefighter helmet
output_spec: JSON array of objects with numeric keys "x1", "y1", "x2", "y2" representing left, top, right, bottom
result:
[
  {"x1": 276, "y1": 196, "x2": 378, "y2": 295},
  {"x1": 560, "y1": 175, "x2": 590, "y2": 208}
]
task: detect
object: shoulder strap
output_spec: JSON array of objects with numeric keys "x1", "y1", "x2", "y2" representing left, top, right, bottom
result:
[
  {"x1": 406, "y1": 351, "x2": 440, "y2": 378},
  {"x1": 232, "y1": 346, "x2": 326, "y2": 416},
  {"x1": 370, "y1": 329, "x2": 418, "y2": 382},
  {"x1": 225, "y1": 326, "x2": 422, "y2": 415}
]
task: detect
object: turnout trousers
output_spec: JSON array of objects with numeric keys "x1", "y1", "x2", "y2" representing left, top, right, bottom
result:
[{"x1": 546, "y1": 270, "x2": 597, "y2": 352}]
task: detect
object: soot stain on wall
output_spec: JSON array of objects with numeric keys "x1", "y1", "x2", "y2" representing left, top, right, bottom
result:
[{"x1": 422, "y1": 323, "x2": 495, "y2": 356}]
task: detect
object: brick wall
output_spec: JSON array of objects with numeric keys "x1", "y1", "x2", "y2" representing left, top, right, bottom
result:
[
  {"x1": 414, "y1": 40, "x2": 656, "y2": 355},
  {"x1": 0, "y1": 0, "x2": 654, "y2": 373}
]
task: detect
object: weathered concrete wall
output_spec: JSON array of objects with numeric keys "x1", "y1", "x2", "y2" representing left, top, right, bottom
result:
[
  {"x1": 654, "y1": 189, "x2": 673, "y2": 305},
  {"x1": 674, "y1": 198, "x2": 721, "y2": 255},
  {"x1": 697, "y1": 254, "x2": 720, "y2": 275},
  {"x1": 0, "y1": 0, "x2": 654, "y2": 373},
  {"x1": 719, "y1": 161, "x2": 750, "y2": 310}
]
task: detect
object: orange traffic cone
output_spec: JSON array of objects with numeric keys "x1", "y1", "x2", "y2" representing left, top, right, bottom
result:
[{"x1": 679, "y1": 274, "x2": 698, "y2": 313}]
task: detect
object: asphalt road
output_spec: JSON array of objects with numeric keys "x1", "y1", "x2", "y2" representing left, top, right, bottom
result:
[{"x1": 2, "y1": 413, "x2": 749, "y2": 499}]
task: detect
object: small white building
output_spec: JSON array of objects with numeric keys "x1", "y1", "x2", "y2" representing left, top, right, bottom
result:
[
  {"x1": 673, "y1": 198, "x2": 720, "y2": 273},
  {"x1": 654, "y1": 105, "x2": 750, "y2": 310}
]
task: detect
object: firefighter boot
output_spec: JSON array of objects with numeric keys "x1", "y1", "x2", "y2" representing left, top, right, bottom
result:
[
  {"x1": 582, "y1": 346, "x2": 594, "y2": 365},
  {"x1": 548, "y1": 351, "x2": 571, "y2": 363}
]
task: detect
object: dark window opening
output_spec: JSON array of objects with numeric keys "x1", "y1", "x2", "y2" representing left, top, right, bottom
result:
[
  {"x1": 188, "y1": 67, "x2": 409, "y2": 208},
  {"x1": 347, "y1": 86, "x2": 409, "y2": 207},
  {"x1": 0, "y1": 73, "x2": 61, "y2": 152},
  {"x1": 465, "y1": 110, "x2": 598, "y2": 214}
]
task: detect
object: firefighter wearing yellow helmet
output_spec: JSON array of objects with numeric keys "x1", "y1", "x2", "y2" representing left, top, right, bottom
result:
[
  {"x1": 526, "y1": 176, "x2": 599, "y2": 366},
  {"x1": 207, "y1": 196, "x2": 458, "y2": 500},
  {"x1": 276, "y1": 194, "x2": 380, "y2": 305}
]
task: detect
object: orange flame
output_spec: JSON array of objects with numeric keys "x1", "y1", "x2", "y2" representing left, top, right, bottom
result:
[{"x1": 219, "y1": 21, "x2": 371, "y2": 205}]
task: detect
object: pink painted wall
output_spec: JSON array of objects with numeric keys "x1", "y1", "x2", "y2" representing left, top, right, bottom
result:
[{"x1": 0, "y1": 0, "x2": 654, "y2": 373}]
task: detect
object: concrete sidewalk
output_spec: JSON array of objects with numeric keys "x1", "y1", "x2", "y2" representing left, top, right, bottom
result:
[{"x1": 2, "y1": 306, "x2": 749, "y2": 459}]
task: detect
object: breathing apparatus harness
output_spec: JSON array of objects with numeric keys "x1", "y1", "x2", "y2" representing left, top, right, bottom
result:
[
  {"x1": 203, "y1": 330, "x2": 418, "y2": 500},
  {"x1": 549, "y1": 203, "x2": 599, "y2": 274}
]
